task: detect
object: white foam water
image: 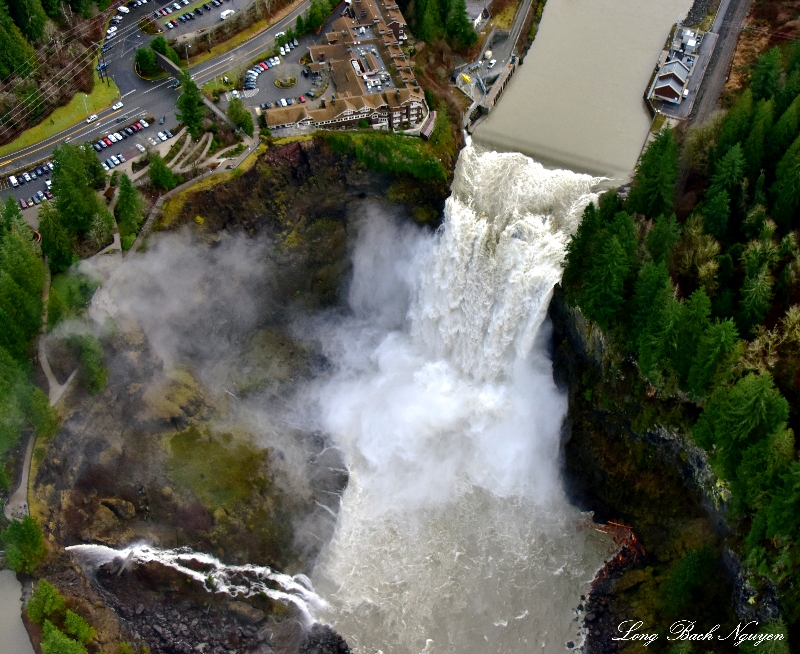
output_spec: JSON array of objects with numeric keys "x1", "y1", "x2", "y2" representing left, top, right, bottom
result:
[
  {"x1": 310, "y1": 140, "x2": 614, "y2": 653},
  {"x1": 66, "y1": 544, "x2": 327, "y2": 624}
]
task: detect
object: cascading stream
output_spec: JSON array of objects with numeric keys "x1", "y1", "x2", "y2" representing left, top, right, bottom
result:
[
  {"x1": 66, "y1": 544, "x2": 327, "y2": 625},
  {"x1": 310, "y1": 140, "x2": 615, "y2": 653}
]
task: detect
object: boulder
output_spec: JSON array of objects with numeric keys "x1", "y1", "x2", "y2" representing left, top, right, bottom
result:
[
  {"x1": 227, "y1": 601, "x2": 265, "y2": 624},
  {"x1": 91, "y1": 505, "x2": 119, "y2": 534},
  {"x1": 101, "y1": 498, "x2": 136, "y2": 520}
]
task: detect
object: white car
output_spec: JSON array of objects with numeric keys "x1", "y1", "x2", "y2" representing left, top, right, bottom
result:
[
  {"x1": 275, "y1": 31, "x2": 285, "y2": 38},
  {"x1": 148, "y1": 137, "x2": 158, "y2": 146},
  {"x1": 101, "y1": 162, "x2": 110, "y2": 171},
  {"x1": 279, "y1": 46, "x2": 285, "y2": 56},
  {"x1": 140, "y1": 119, "x2": 149, "y2": 127},
  {"x1": 488, "y1": 59, "x2": 496, "y2": 69},
  {"x1": 112, "y1": 101, "x2": 123, "y2": 110},
  {"x1": 106, "y1": 26, "x2": 117, "y2": 34},
  {"x1": 135, "y1": 143, "x2": 146, "y2": 152},
  {"x1": 107, "y1": 133, "x2": 118, "y2": 142},
  {"x1": 114, "y1": 132, "x2": 124, "y2": 140},
  {"x1": 157, "y1": 131, "x2": 167, "y2": 141},
  {"x1": 118, "y1": 5, "x2": 129, "y2": 12},
  {"x1": 86, "y1": 114, "x2": 98, "y2": 123},
  {"x1": 220, "y1": 9, "x2": 235, "y2": 19},
  {"x1": 166, "y1": 21, "x2": 174, "y2": 28},
  {"x1": 106, "y1": 32, "x2": 115, "y2": 40},
  {"x1": 271, "y1": 56, "x2": 280, "y2": 65},
  {"x1": 172, "y1": 2, "x2": 181, "y2": 9},
  {"x1": 117, "y1": 153, "x2": 126, "y2": 163},
  {"x1": 110, "y1": 155, "x2": 120, "y2": 165}
]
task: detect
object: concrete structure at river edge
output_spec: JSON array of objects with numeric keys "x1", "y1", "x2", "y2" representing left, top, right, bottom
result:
[{"x1": 264, "y1": 0, "x2": 432, "y2": 134}]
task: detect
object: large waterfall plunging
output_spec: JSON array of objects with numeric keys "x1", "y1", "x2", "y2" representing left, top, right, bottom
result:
[{"x1": 310, "y1": 141, "x2": 614, "y2": 652}]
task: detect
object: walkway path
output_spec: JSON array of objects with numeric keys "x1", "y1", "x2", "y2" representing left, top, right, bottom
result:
[{"x1": 2, "y1": 434, "x2": 34, "y2": 522}]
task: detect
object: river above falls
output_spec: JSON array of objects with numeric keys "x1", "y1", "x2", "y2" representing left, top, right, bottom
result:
[{"x1": 475, "y1": 0, "x2": 695, "y2": 178}]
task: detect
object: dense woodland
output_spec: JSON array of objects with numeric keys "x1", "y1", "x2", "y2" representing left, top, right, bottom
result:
[
  {"x1": 0, "y1": 0, "x2": 112, "y2": 144},
  {"x1": 563, "y1": 39, "x2": 800, "y2": 639}
]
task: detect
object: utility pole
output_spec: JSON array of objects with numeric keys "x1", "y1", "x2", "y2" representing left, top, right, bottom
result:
[
  {"x1": 185, "y1": 43, "x2": 191, "y2": 66},
  {"x1": 83, "y1": 93, "x2": 88, "y2": 116}
]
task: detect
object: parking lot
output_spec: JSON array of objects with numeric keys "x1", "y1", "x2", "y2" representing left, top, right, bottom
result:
[
  {"x1": 231, "y1": 52, "x2": 318, "y2": 108},
  {"x1": 151, "y1": 0, "x2": 250, "y2": 36}
]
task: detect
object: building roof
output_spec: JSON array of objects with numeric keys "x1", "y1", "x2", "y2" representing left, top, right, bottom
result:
[
  {"x1": 659, "y1": 59, "x2": 690, "y2": 83},
  {"x1": 653, "y1": 77, "x2": 683, "y2": 100},
  {"x1": 264, "y1": 106, "x2": 311, "y2": 127}
]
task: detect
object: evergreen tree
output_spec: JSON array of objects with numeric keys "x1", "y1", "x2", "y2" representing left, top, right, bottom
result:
[
  {"x1": 0, "y1": 270, "x2": 41, "y2": 337},
  {"x1": 26, "y1": 579, "x2": 65, "y2": 624},
  {"x1": 788, "y1": 38, "x2": 800, "y2": 76},
  {"x1": 694, "y1": 372, "x2": 788, "y2": 481},
  {"x1": 580, "y1": 234, "x2": 630, "y2": 330},
  {"x1": 751, "y1": 47, "x2": 783, "y2": 101},
  {"x1": 444, "y1": 0, "x2": 477, "y2": 48},
  {"x1": 740, "y1": 264, "x2": 773, "y2": 332},
  {"x1": 686, "y1": 318, "x2": 739, "y2": 397},
  {"x1": 627, "y1": 130, "x2": 678, "y2": 218},
  {"x1": 709, "y1": 143, "x2": 745, "y2": 199},
  {"x1": 1, "y1": 514, "x2": 46, "y2": 573},
  {"x1": 150, "y1": 35, "x2": 181, "y2": 68},
  {"x1": 295, "y1": 14, "x2": 305, "y2": 34},
  {"x1": 114, "y1": 174, "x2": 144, "y2": 238},
  {"x1": 51, "y1": 143, "x2": 105, "y2": 235},
  {"x1": 40, "y1": 0, "x2": 59, "y2": 18},
  {"x1": 135, "y1": 48, "x2": 160, "y2": 77},
  {"x1": 148, "y1": 153, "x2": 177, "y2": 190},
  {"x1": 176, "y1": 70, "x2": 205, "y2": 139},
  {"x1": 227, "y1": 97, "x2": 254, "y2": 137},
  {"x1": 562, "y1": 202, "x2": 601, "y2": 300},
  {"x1": 0, "y1": 225, "x2": 45, "y2": 307},
  {"x1": 703, "y1": 190, "x2": 730, "y2": 240},
  {"x1": 743, "y1": 100, "x2": 773, "y2": 183},
  {"x1": 770, "y1": 133, "x2": 800, "y2": 230},
  {"x1": 774, "y1": 70, "x2": 800, "y2": 117},
  {"x1": 64, "y1": 610, "x2": 96, "y2": 645},
  {"x1": 630, "y1": 259, "x2": 671, "y2": 343},
  {"x1": 38, "y1": 203, "x2": 75, "y2": 273},
  {"x1": 41, "y1": 620, "x2": 88, "y2": 654},
  {"x1": 638, "y1": 283, "x2": 682, "y2": 388},
  {"x1": 766, "y1": 462, "x2": 800, "y2": 538},
  {"x1": 417, "y1": 0, "x2": 440, "y2": 42},
  {"x1": 674, "y1": 287, "x2": 711, "y2": 386},
  {"x1": 0, "y1": 1, "x2": 36, "y2": 78},
  {"x1": 714, "y1": 89, "x2": 753, "y2": 161},
  {"x1": 8, "y1": 0, "x2": 47, "y2": 41},
  {"x1": 646, "y1": 213, "x2": 681, "y2": 263},
  {"x1": 767, "y1": 96, "x2": 800, "y2": 169}
]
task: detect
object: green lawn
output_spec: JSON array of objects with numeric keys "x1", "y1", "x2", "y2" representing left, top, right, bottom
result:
[{"x1": 0, "y1": 72, "x2": 120, "y2": 160}]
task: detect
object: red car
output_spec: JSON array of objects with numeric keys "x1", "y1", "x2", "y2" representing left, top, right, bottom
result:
[
  {"x1": 259, "y1": 62, "x2": 268, "y2": 70},
  {"x1": 298, "y1": 95, "x2": 306, "y2": 103},
  {"x1": 103, "y1": 137, "x2": 113, "y2": 146},
  {"x1": 134, "y1": 122, "x2": 143, "y2": 130},
  {"x1": 44, "y1": 190, "x2": 53, "y2": 200},
  {"x1": 19, "y1": 198, "x2": 27, "y2": 209}
]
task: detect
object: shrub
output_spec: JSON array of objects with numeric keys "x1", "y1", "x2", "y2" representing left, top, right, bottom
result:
[
  {"x1": 41, "y1": 620, "x2": 87, "y2": 654},
  {"x1": 659, "y1": 547, "x2": 716, "y2": 616}
]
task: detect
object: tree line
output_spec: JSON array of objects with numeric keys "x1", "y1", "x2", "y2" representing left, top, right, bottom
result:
[{"x1": 563, "y1": 38, "x2": 800, "y2": 628}]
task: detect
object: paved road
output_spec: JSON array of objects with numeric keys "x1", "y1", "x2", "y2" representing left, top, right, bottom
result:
[
  {"x1": 691, "y1": 0, "x2": 754, "y2": 125},
  {"x1": 0, "y1": 0, "x2": 313, "y2": 209}
]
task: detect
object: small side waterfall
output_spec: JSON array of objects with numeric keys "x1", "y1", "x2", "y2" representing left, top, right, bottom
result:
[{"x1": 66, "y1": 544, "x2": 327, "y2": 624}]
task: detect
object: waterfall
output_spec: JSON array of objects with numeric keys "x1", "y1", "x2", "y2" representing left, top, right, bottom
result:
[
  {"x1": 66, "y1": 544, "x2": 327, "y2": 625},
  {"x1": 310, "y1": 140, "x2": 613, "y2": 653}
]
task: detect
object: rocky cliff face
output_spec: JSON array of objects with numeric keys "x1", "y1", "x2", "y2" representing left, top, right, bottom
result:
[
  {"x1": 549, "y1": 288, "x2": 780, "y2": 653},
  {"x1": 29, "y1": 138, "x2": 450, "y2": 654}
]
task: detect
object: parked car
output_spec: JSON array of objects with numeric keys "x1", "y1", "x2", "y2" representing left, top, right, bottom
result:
[
  {"x1": 124, "y1": 127, "x2": 134, "y2": 135},
  {"x1": 135, "y1": 143, "x2": 146, "y2": 152},
  {"x1": 298, "y1": 95, "x2": 305, "y2": 103},
  {"x1": 293, "y1": 38, "x2": 298, "y2": 47},
  {"x1": 93, "y1": 143, "x2": 103, "y2": 152},
  {"x1": 259, "y1": 62, "x2": 268, "y2": 70},
  {"x1": 35, "y1": 166, "x2": 43, "y2": 176},
  {"x1": 172, "y1": 2, "x2": 181, "y2": 9},
  {"x1": 118, "y1": 5, "x2": 129, "y2": 12},
  {"x1": 8, "y1": 175, "x2": 18, "y2": 187},
  {"x1": 101, "y1": 162, "x2": 110, "y2": 171},
  {"x1": 29, "y1": 170, "x2": 37, "y2": 179},
  {"x1": 103, "y1": 137, "x2": 113, "y2": 146},
  {"x1": 194, "y1": 7, "x2": 203, "y2": 14},
  {"x1": 107, "y1": 133, "x2": 117, "y2": 142},
  {"x1": 18, "y1": 198, "x2": 27, "y2": 209},
  {"x1": 106, "y1": 158, "x2": 116, "y2": 168},
  {"x1": 44, "y1": 190, "x2": 53, "y2": 200},
  {"x1": 140, "y1": 119, "x2": 150, "y2": 127},
  {"x1": 112, "y1": 101, "x2": 124, "y2": 110},
  {"x1": 166, "y1": 21, "x2": 174, "y2": 28},
  {"x1": 86, "y1": 113, "x2": 99, "y2": 123},
  {"x1": 45, "y1": 179, "x2": 52, "y2": 189},
  {"x1": 157, "y1": 132, "x2": 167, "y2": 141},
  {"x1": 37, "y1": 190, "x2": 45, "y2": 200},
  {"x1": 47, "y1": 162, "x2": 54, "y2": 171},
  {"x1": 117, "y1": 154, "x2": 126, "y2": 163},
  {"x1": 114, "y1": 132, "x2": 125, "y2": 140},
  {"x1": 31, "y1": 195, "x2": 39, "y2": 205},
  {"x1": 487, "y1": 59, "x2": 496, "y2": 69},
  {"x1": 286, "y1": 98, "x2": 293, "y2": 105},
  {"x1": 203, "y1": 3, "x2": 211, "y2": 9},
  {"x1": 22, "y1": 172, "x2": 31, "y2": 182},
  {"x1": 279, "y1": 46, "x2": 285, "y2": 56},
  {"x1": 148, "y1": 137, "x2": 158, "y2": 146},
  {"x1": 164, "y1": 129, "x2": 173, "y2": 138}
]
